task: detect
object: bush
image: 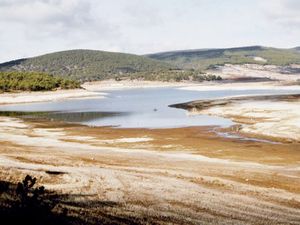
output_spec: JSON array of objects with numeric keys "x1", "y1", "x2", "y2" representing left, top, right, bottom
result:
[
  {"x1": 0, "y1": 175, "x2": 78, "y2": 225},
  {"x1": 0, "y1": 71, "x2": 80, "y2": 92}
]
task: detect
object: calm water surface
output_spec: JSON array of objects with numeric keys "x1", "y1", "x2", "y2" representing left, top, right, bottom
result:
[{"x1": 1, "y1": 87, "x2": 300, "y2": 128}]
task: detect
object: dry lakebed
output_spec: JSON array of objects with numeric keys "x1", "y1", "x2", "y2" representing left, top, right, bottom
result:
[{"x1": 0, "y1": 81, "x2": 299, "y2": 224}]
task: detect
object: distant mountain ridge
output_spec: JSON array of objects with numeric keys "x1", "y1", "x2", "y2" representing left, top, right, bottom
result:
[
  {"x1": 294, "y1": 47, "x2": 300, "y2": 52},
  {"x1": 146, "y1": 46, "x2": 300, "y2": 70},
  {"x1": 147, "y1": 46, "x2": 263, "y2": 60}
]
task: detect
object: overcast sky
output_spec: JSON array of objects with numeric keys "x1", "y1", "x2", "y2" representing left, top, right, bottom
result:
[{"x1": 0, "y1": 0, "x2": 300, "y2": 62}]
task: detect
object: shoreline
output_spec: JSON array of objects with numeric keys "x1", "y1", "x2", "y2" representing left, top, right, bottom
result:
[
  {"x1": 81, "y1": 79, "x2": 193, "y2": 91},
  {"x1": 1, "y1": 115, "x2": 299, "y2": 165},
  {"x1": 172, "y1": 94, "x2": 300, "y2": 142},
  {"x1": 178, "y1": 80, "x2": 300, "y2": 91},
  {"x1": 0, "y1": 80, "x2": 191, "y2": 105},
  {"x1": 0, "y1": 88, "x2": 106, "y2": 105},
  {"x1": 1, "y1": 79, "x2": 300, "y2": 105},
  {"x1": 1, "y1": 80, "x2": 299, "y2": 142}
]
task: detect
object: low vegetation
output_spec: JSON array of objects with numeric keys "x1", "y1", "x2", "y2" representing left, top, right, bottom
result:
[
  {"x1": 0, "y1": 71, "x2": 80, "y2": 92},
  {"x1": 0, "y1": 175, "x2": 74, "y2": 225}
]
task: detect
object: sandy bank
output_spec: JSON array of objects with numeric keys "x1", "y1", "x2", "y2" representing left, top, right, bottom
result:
[
  {"x1": 82, "y1": 79, "x2": 192, "y2": 91},
  {"x1": 179, "y1": 81, "x2": 300, "y2": 91},
  {"x1": 83, "y1": 80, "x2": 300, "y2": 92},
  {"x1": 0, "y1": 89, "x2": 106, "y2": 105},
  {"x1": 173, "y1": 94, "x2": 300, "y2": 142}
]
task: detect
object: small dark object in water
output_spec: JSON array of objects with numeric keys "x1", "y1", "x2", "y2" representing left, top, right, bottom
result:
[
  {"x1": 45, "y1": 171, "x2": 66, "y2": 175},
  {"x1": 153, "y1": 108, "x2": 158, "y2": 112}
]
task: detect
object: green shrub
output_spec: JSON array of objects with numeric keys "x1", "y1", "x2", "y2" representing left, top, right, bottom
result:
[{"x1": 0, "y1": 71, "x2": 80, "y2": 92}]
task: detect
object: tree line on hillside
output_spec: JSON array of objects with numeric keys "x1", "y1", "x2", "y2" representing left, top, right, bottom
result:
[
  {"x1": 0, "y1": 71, "x2": 80, "y2": 92},
  {"x1": 114, "y1": 70, "x2": 222, "y2": 82}
]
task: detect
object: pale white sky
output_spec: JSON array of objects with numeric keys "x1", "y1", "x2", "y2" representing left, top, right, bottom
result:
[{"x1": 0, "y1": 0, "x2": 300, "y2": 62}]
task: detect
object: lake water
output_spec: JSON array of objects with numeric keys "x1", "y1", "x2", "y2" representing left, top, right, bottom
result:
[{"x1": 1, "y1": 87, "x2": 300, "y2": 129}]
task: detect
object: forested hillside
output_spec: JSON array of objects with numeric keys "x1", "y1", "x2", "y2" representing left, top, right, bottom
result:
[{"x1": 0, "y1": 50, "x2": 174, "y2": 82}]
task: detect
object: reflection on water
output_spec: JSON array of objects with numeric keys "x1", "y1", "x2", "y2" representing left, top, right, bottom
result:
[
  {"x1": 1, "y1": 87, "x2": 300, "y2": 128},
  {"x1": 46, "y1": 111, "x2": 124, "y2": 123},
  {"x1": 0, "y1": 111, "x2": 48, "y2": 117},
  {"x1": 0, "y1": 111, "x2": 124, "y2": 123}
]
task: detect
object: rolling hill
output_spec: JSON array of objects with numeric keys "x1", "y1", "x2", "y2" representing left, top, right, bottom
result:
[
  {"x1": 0, "y1": 50, "x2": 174, "y2": 82},
  {"x1": 294, "y1": 47, "x2": 300, "y2": 52},
  {"x1": 146, "y1": 46, "x2": 300, "y2": 70},
  {"x1": 1, "y1": 46, "x2": 300, "y2": 83}
]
